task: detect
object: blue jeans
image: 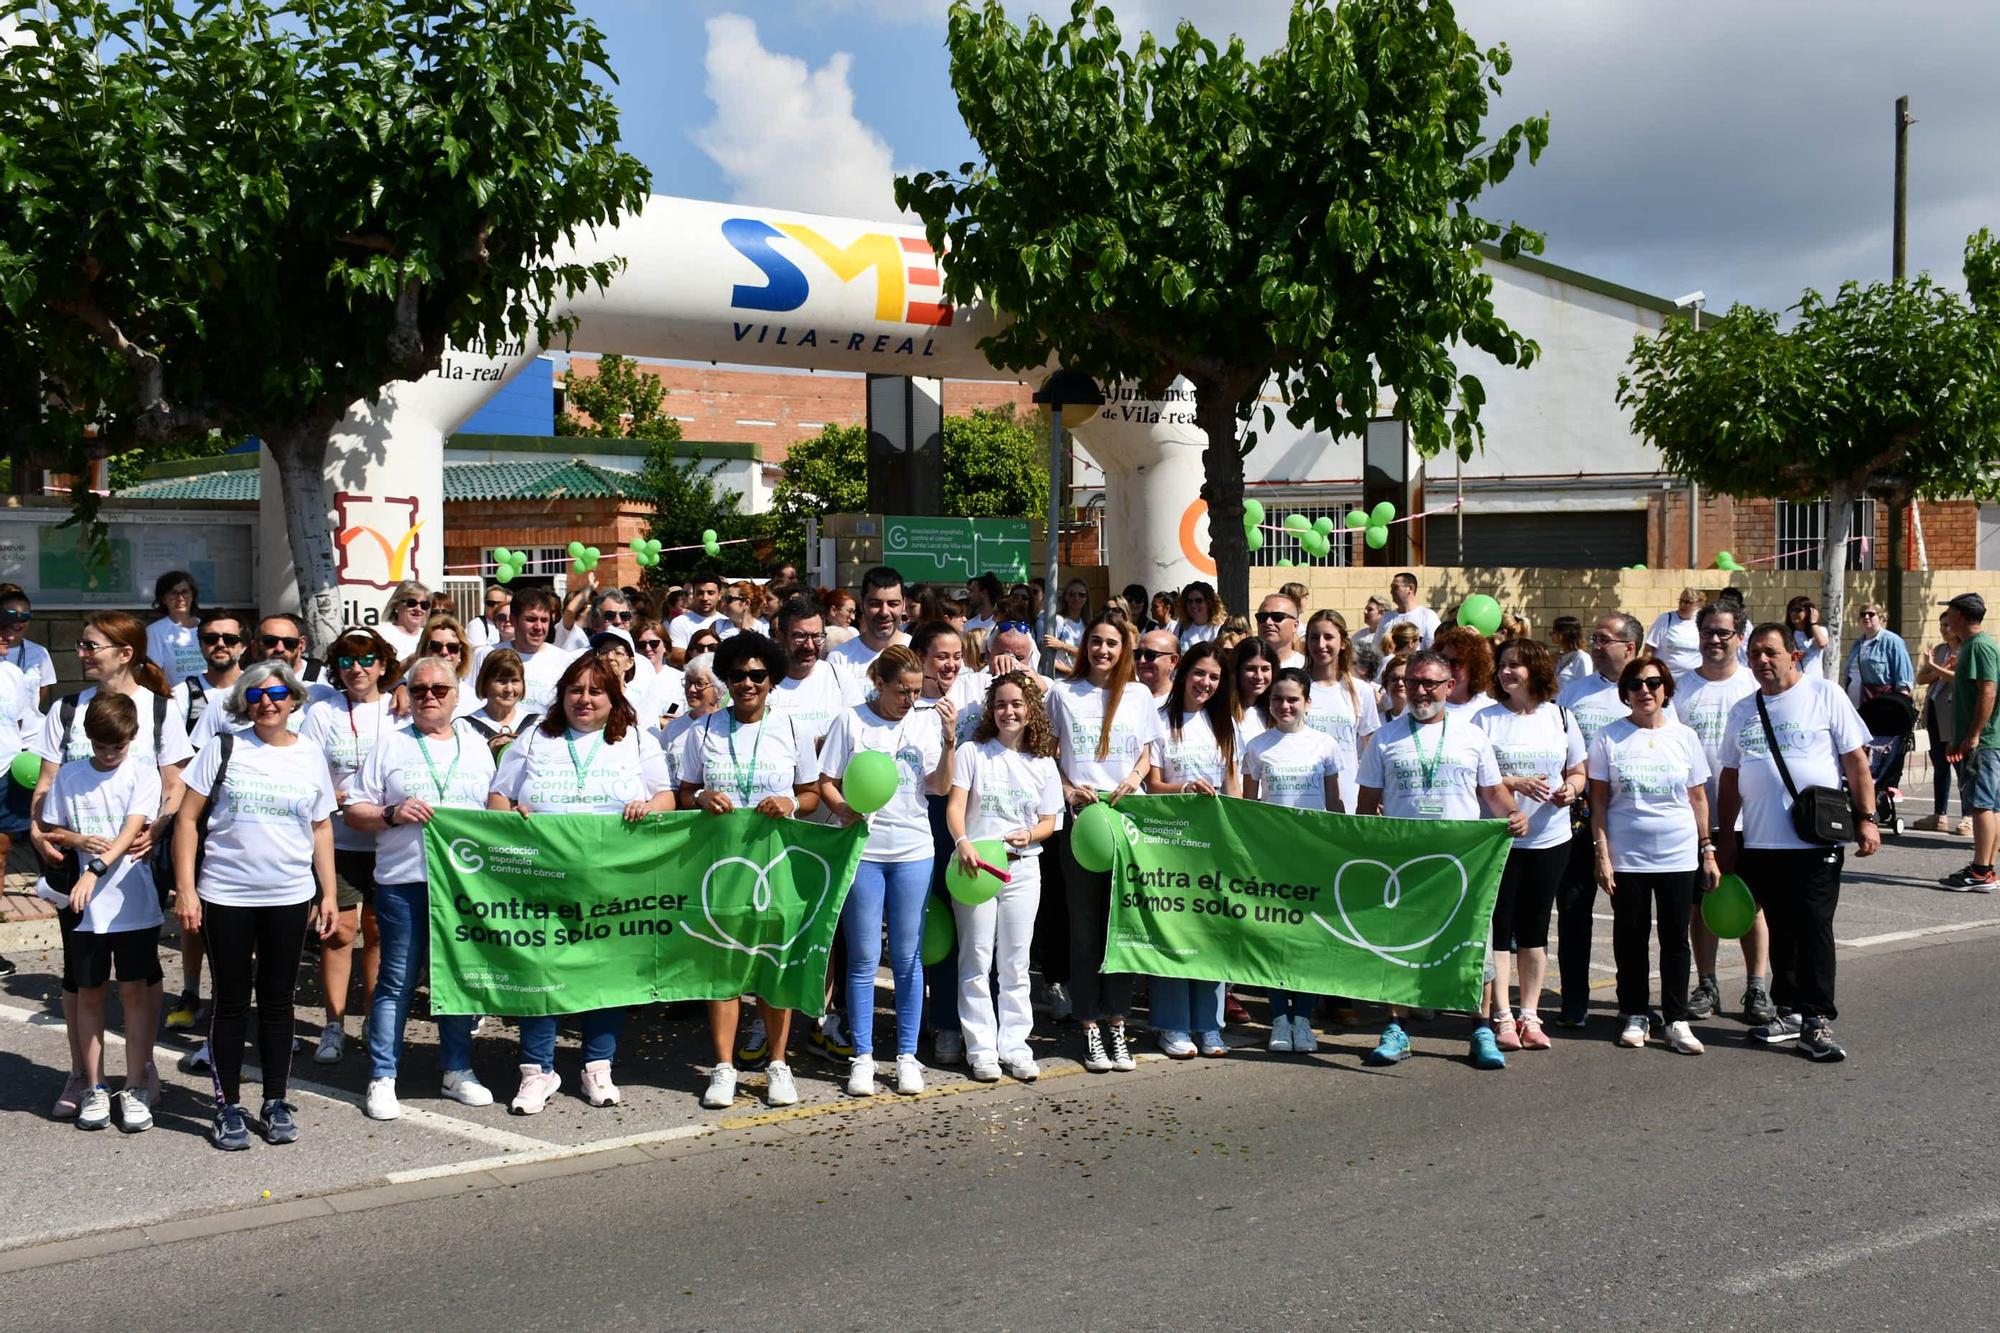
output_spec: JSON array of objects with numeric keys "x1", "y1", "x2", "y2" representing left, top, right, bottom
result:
[
  {"x1": 842, "y1": 857, "x2": 929, "y2": 1057},
  {"x1": 367, "y1": 880, "x2": 475, "y2": 1081},
  {"x1": 1266, "y1": 990, "x2": 1318, "y2": 1022},
  {"x1": 1151, "y1": 978, "x2": 1225, "y2": 1034},
  {"x1": 517, "y1": 1009, "x2": 627, "y2": 1072}
]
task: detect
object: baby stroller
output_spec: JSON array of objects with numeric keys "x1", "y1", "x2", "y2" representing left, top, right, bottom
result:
[{"x1": 1857, "y1": 691, "x2": 1917, "y2": 836}]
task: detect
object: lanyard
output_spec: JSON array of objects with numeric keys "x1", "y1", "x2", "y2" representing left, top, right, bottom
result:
[
  {"x1": 1412, "y1": 714, "x2": 1449, "y2": 792},
  {"x1": 725, "y1": 711, "x2": 765, "y2": 807},
  {"x1": 416, "y1": 729, "x2": 463, "y2": 802},
  {"x1": 565, "y1": 727, "x2": 605, "y2": 793}
]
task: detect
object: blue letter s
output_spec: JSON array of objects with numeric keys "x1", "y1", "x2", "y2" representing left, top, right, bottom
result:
[{"x1": 723, "y1": 218, "x2": 808, "y2": 313}]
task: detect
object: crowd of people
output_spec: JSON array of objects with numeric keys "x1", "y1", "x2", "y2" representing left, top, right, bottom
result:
[{"x1": 9, "y1": 557, "x2": 1990, "y2": 1150}]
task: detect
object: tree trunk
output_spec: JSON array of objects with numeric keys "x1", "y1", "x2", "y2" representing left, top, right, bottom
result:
[
  {"x1": 266, "y1": 420, "x2": 346, "y2": 654},
  {"x1": 1194, "y1": 380, "x2": 1251, "y2": 619},
  {"x1": 1820, "y1": 478, "x2": 1856, "y2": 683}
]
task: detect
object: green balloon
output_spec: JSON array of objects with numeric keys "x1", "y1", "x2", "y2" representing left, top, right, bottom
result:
[
  {"x1": 1363, "y1": 526, "x2": 1388, "y2": 550},
  {"x1": 946, "y1": 838, "x2": 1008, "y2": 905},
  {"x1": 1241, "y1": 498, "x2": 1264, "y2": 525},
  {"x1": 1301, "y1": 531, "x2": 1331, "y2": 559},
  {"x1": 1344, "y1": 510, "x2": 1369, "y2": 530},
  {"x1": 1245, "y1": 528, "x2": 1264, "y2": 552},
  {"x1": 1070, "y1": 801, "x2": 1122, "y2": 873},
  {"x1": 1276, "y1": 558, "x2": 1294, "y2": 567},
  {"x1": 9, "y1": 750, "x2": 41, "y2": 788},
  {"x1": 1703, "y1": 874, "x2": 1758, "y2": 939},
  {"x1": 701, "y1": 528, "x2": 717, "y2": 544},
  {"x1": 842, "y1": 750, "x2": 900, "y2": 815},
  {"x1": 921, "y1": 892, "x2": 956, "y2": 967},
  {"x1": 567, "y1": 540, "x2": 585, "y2": 558},
  {"x1": 1370, "y1": 500, "x2": 1397, "y2": 525},
  {"x1": 704, "y1": 540, "x2": 722, "y2": 559},
  {"x1": 492, "y1": 547, "x2": 513, "y2": 564},
  {"x1": 1459, "y1": 593, "x2": 1503, "y2": 636},
  {"x1": 1312, "y1": 516, "x2": 1335, "y2": 535},
  {"x1": 1283, "y1": 513, "x2": 1311, "y2": 533}
]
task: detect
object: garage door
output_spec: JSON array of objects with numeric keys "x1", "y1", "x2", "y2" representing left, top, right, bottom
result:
[{"x1": 1427, "y1": 510, "x2": 1648, "y2": 568}]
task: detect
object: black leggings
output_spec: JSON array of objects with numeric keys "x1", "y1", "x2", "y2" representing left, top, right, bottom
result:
[
  {"x1": 1494, "y1": 843, "x2": 1569, "y2": 951},
  {"x1": 1057, "y1": 824, "x2": 1131, "y2": 1021},
  {"x1": 202, "y1": 898, "x2": 313, "y2": 1107},
  {"x1": 1557, "y1": 833, "x2": 1598, "y2": 1010},
  {"x1": 1610, "y1": 869, "x2": 1696, "y2": 1023}
]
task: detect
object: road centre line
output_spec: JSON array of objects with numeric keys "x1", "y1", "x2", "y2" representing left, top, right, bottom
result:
[
  {"x1": 383, "y1": 1123, "x2": 713, "y2": 1183},
  {"x1": 1722, "y1": 1200, "x2": 2000, "y2": 1294}
]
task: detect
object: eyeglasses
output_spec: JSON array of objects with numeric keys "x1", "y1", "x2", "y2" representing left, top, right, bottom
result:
[
  {"x1": 425, "y1": 640, "x2": 461, "y2": 655},
  {"x1": 76, "y1": 640, "x2": 114, "y2": 654},
  {"x1": 1383, "y1": 676, "x2": 1408, "y2": 691},
  {"x1": 335, "y1": 653, "x2": 379, "y2": 670},
  {"x1": 1134, "y1": 648, "x2": 1175, "y2": 663},
  {"x1": 244, "y1": 685, "x2": 292, "y2": 704},
  {"x1": 1255, "y1": 611, "x2": 1295, "y2": 625},
  {"x1": 726, "y1": 669, "x2": 771, "y2": 685},
  {"x1": 164, "y1": 586, "x2": 194, "y2": 599},
  {"x1": 1588, "y1": 633, "x2": 1626, "y2": 646},
  {"x1": 787, "y1": 631, "x2": 826, "y2": 644},
  {"x1": 1701, "y1": 627, "x2": 1738, "y2": 639},
  {"x1": 0, "y1": 610, "x2": 30, "y2": 625},
  {"x1": 201, "y1": 632, "x2": 243, "y2": 647},
  {"x1": 1628, "y1": 677, "x2": 1670, "y2": 693},
  {"x1": 408, "y1": 683, "x2": 453, "y2": 699},
  {"x1": 395, "y1": 599, "x2": 425, "y2": 613},
  {"x1": 261, "y1": 634, "x2": 302, "y2": 651},
  {"x1": 637, "y1": 638, "x2": 666, "y2": 652},
  {"x1": 1860, "y1": 610, "x2": 1882, "y2": 619},
  {"x1": 995, "y1": 620, "x2": 1034, "y2": 636},
  {"x1": 1407, "y1": 676, "x2": 1452, "y2": 692},
  {"x1": 600, "y1": 609, "x2": 634, "y2": 623}
]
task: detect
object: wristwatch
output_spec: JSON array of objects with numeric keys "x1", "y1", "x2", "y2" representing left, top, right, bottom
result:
[
  {"x1": 385, "y1": 802, "x2": 402, "y2": 827},
  {"x1": 1856, "y1": 810, "x2": 1879, "y2": 824},
  {"x1": 86, "y1": 857, "x2": 109, "y2": 876}
]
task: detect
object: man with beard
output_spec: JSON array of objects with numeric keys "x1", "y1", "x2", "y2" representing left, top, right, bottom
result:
[{"x1": 829, "y1": 567, "x2": 911, "y2": 673}]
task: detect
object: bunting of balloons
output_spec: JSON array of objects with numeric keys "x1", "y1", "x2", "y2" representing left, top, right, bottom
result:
[
  {"x1": 1344, "y1": 501, "x2": 1398, "y2": 550},
  {"x1": 1242, "y1": 499, "x2": 1266, "y2": 552},
  {"x1": 701, "y1": 528, "x2": 722, "y2": 559},
  {"x1": 1712, "y1": 550, "x2": 1745, "y2": 571},
  {"x1": 629, "y1": 537, "x2": 664, "y2": 568},
  {"x1": 490, "y1": 548, "x2": 529, "y2": 584},
  {"x1": 567, "y1": 540, "x2": 602, "y2": 574}
]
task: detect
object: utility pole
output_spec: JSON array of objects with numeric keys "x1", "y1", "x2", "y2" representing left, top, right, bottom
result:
[{"x1": 1886, "y1": 95, "x2": 1913, "y2": 635}]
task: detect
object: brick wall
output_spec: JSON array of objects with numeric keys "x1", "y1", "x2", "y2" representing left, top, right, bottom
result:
[
  {"x1": 445, "y1": 497, "x2": 656, "y2": 590},
  {"x1": 1648, "y1": 491, "x2": 1979, "y2": 572}
]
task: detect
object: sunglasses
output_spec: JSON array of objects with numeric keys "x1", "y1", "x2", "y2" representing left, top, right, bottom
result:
[
  {"x1": 261, "y1": 634, "x2": 302, "y2": 651},
  {"x1": 1135, "y1": 648, "x2": 1175, "y2": 663},
  {"x1": 638, "y1": 637, "x2": 666, "y2": 650},
  {"x1": 1628, "y1": 678, "x2": 1670, "y2": 693},
  {"x1": 395, "y1": 599, "x2": 425, "y2": 613},
  {"x1": 335, "y1": 653, "x2": 379, "y2": 670},
  {"x1": 408, "y1": 683, "x2": 453, "y2": 699},
  {"x1": 77, "y1": 640, "x2": 117, "y2": 654},
  {"x1": 1407, "y1": 676, "x2": 1451, "y2": 692},
  {"x1": 1255, "y1": 611, "x2": 1295, "y2": 625},
  {"x1": 485, "y1": 598, "x2": 509, "y2": 609},
  {"x1": 244, "y1": 685, "x2": 292, "y2": 704},
  {"x1": 1589, "y1": 634, "x2": 1625, "y2": 646},
  {"x1": 426, "y1": 640, "x2": 462, "y2": 655},
  {"x1": 995, "y1": 620, "x2": 1034, "y2": 635},
  {"x1": 201, "y1": 632, "x2": 243, "y2": 647},
  {"x1": 601, "y1": 609, "x2": 635, "y2": 623},
  {"x1": 0, "y1": 610, "x2": 30, "y2": 625},
  {"x1": 726, "y1": 669, "x2": 771, "y2": 685}
]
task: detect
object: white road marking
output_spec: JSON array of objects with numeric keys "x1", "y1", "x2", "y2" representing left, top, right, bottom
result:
[
  {"x1": 1723, "y1": 1200, "x2": 2000, "y2": 1294},
  {"x1": 383, "y1": 1123, "x2": 713, "y2": 1183},
  {"x1": 1838, "y1": 918, "x2": 2000, "y2": 949}
]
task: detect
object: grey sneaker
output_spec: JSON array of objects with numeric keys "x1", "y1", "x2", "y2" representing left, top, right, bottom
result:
[
  {"x1": 259, "y1": 1099, "x2": 300, "y2": 1144},
  {"x1": 1741, "y1": 985, "x2": 1779, "y2": 1026},
  {"x1": 1798, "y1": 1018, "x2": 1847, "y2": 1062},
  {"x1": 211, "y1": 1102, "x2": 252, "y2": 1151},
  {"x1": 1686, "y1": 979, "x2": 1718, "y2": 1020},
  {"x1": 1750, "y1": 1012, "x2": 1803, "y2": 1045}
]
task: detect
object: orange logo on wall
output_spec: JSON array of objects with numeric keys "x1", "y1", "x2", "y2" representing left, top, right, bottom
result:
[
  {"x1": 1178, "y1": 499, "x2": 1217, "y2": 577},
  {"x1": 335, "y1": 493, "x2": 424, "y2": 591}
]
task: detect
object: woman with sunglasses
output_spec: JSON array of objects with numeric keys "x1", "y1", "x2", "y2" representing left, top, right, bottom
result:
[
  {"x1": 1233, "y1": 638, "x2": 1281, "y2": 744},
  {"x1": 723, "y1": 583, "x2": 762, "y2": 638},
  {"x1": 1048, "y1": 612, "x2": 1158, "y2": 1073},
  {"x1": 419, "y1": 613, "x2": 475, "y2": 710},
  {"x1": 376, "y1": 579, "x2": 432, "y2": 660},
  {"x1": 490, "y1": 653, "x2": 675, "y2": 1112},
  {"x1": 821, "y1": 645, "x2": 952, "y2": 1096},
  {"x1": 1042, "y1": 578, "x2": 1091, "y2": 677},
  {"x1": 345, "y1": 655, "x2": 498, "y2": 1120},
  {"x1": 633, "y1": 619, "x2": 683, "y2": 726},
  {"x1": 1143, "y1": 642, "x2": 1239, "y2": 1058},
  {"x1": 685, "y1": 624, "x2": 725, "y2": 663},
  {"x1": 679, "y1": 633, "x2": 821, "y2": 1110},
  {"x1": 1785, "y1": 596, "x2": 1829, "y2": 679},
  {"x1": 297, "y1": 628, "x2": 401, "y2": 1065},
  {"x1": 0, "y1": 585, "x2": 54, "y2": 716},
  {"x1": 1587, "y1": 658, "x2": 1715, "y2": 1055},
  {"x1": 1377, "y1": 655, "x2": 1411, "y2": 722},
  {"x1": 31, "y1": 612, "x2": 192, "y2": 1120},
  {"x1": 173, "y1": 660, "x2": 339, "y2": 1148},
  {"x1": 145, "y1": 570, "x2": 205, "y2": 685},
  {"x1": 1435, "y1": 625, "x2": 1499, "y2": 721},
  {"x1": 1176, "y1": 581, "x2": 1222, "y2": 651}
]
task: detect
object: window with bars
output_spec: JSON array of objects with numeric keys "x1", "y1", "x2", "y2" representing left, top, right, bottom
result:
[
  {"x1": 1249, "y1": 499, "x2": 1362, "y2": 568},
  {"x1": 1774, "y1": 498, "x2": 1875, "y2": 571}
]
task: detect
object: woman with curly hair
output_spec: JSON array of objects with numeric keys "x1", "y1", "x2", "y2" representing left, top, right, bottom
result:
[
  {"x1": 1434, "y1": 624, "x2": 1498, "y2": 720},
  {"x1": 1175, "y1": 580, "x2": 1223, "y2": 650}
]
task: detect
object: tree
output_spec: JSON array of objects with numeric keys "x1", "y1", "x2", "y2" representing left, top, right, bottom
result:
[
  {"x1": 896, "y1": 0, "x2": 1547, "y2": 614},
  {"x1": 0, "y1": 0, "x2": 650, "y2": 647},
  {"x1": 1617, "y1": 231, "x2": 2000, "y2": 677},
  {"x1": 558, "y1": 354, "x2": 681, "y2": 442},
  {"x1": 637, "y1": 435, "x2": 758, "y2": 589}
]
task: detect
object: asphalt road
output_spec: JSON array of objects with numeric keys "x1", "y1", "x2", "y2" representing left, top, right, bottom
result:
[{"x1": 7, "y1": 916, "x2": 1999, "y2": 1330}]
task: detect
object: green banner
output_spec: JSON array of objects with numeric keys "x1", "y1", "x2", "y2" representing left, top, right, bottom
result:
[
  {"x1": 423, "y1": 808, "x2": 867, "y2": 1017},
  {"x1": 883, "y1": 514, "x2": 1031, "y2": 583},
  {"x1": 1103, "y1": 796, "x2": 1513, "y2": 1011}
]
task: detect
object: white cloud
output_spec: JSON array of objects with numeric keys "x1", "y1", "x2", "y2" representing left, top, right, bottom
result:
[{"x1": 692, "y1": 13, "x2": 908, "y2": 222}]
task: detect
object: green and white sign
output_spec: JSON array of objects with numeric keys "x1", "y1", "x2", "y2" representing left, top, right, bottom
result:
[
  {"x1": 883, "y1": 514, "x2": 1031, "y2": 583},
  {"x1": 424, "y1": 808, "x2": 867, "y2": 1016},
  {"x1": 1102, "y1": 796, "x2": 1511, "y2": 1011}
]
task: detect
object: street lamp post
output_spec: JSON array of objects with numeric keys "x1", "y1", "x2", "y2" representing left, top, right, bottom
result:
[{"x1": 1031, "y1": 370, "x2": 1106, "y2": 665}]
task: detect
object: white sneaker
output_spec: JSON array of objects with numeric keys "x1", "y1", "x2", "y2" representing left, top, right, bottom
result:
[
  {"x1": 1663, "y1": 1020, "x2": 1705, "y2": 1055},
  {"x1": 846, "y1": 1056, "x2": 877, "y2": 1097},
  {"x1": 1158, "y1": 1029, "x2": 1197, "y2": 1059},
  {"x1": 365, "y1": 1077, "x2": 401, "y2": 1121},
  {"x1": 313, "y1": 1022, "x2": 345, "y2": 1064},
  {"x1": 969, "y1": 1055, "x2": 1003, "y2": 1082},
  {"x1": 77, "y1": 1084, "x2": 112, "y2": 1130},
  {"x1": 440, "y1": 1069, "x2": 495, "y2": 1107},
  {"x1": 1268, "y1": 1014, "x2": 1296, "y2": 1053},
  {"x1": 118, "y1": 1086, "x2": 154, "y2": 1133},
  {"x1": 581, "y1": 1059, "x2": 622, "y2": 1107},
  {"x1": 182, "y1": 1042, "x2": 213, "y2": 1073},
  {"x1": 1292, "y1": 1019, "x2": 1319, "y2": 1054},
  {"x1": 1107, "y1": 1024, "x2": 1136, "y2": 1072},
  {"x1": 1002, "y1": 1052, "x2": 1040, "y2": 1082},
  {"x1": 933, "y1": 1028, "x2": 964, "y2": 1065},
  {"x1": 895, "y1": 1054, "x2": 925, "y2": 1095},
  {"x1": 510, "y1": 1065, "x2": 562, "y2": 1115},
  {"x1": 1082, "y1": 1026, "x2": 1114, "y2": 1072},
  {"x1": 1617, "y1": 1014, "x2": 1650, "y2": 1048},
  {"x1": 701, "y1": 1063, "x2": 738, "y2": 1110},
  {"x1": 764, "y1": 1061, "x2": 799, "y2": 1107}
]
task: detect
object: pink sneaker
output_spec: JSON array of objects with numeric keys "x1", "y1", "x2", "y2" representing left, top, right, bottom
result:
[
  {"x1": 1493, "y1": 1015, "x2": 1522, "y2": 1052},
  {"x1": 509, "y1": 1064, "x2": 562, "y2": 1115},
  {"x1": 580, "y1": 1059, "x2": 622, "y2": 1107},
  {"x1": 1518, "y1": 1014, "x2": 1552, "y2": 1051},
  {"x1": 51, "y1": 1070, "x2": 86, "y2": 1120}
]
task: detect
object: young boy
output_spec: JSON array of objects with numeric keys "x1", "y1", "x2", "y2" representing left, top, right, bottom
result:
[{"x1": 39, "y1": 693, "x2": 164, "y2": 1131}]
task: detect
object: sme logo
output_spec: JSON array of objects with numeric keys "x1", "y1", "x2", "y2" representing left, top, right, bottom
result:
[{"x1": 722, "y1": 218, "x2": 952, "y2": 327}]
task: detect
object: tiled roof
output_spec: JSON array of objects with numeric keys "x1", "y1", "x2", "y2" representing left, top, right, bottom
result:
[
  {"x1": 113, "y1": 470, "x2": 261, "y2": 502},
  {"x1": 115, "y1": 458, "x2": 648, "y2": 505}
]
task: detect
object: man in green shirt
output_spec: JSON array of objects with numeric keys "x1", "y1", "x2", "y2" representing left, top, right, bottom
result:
[{"x1": 1942, "y1": 593, "x2": 2000, "y2": 890}]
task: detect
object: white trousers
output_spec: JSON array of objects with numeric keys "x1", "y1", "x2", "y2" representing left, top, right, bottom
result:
[{"x1": 953, "y1": 856, "x2": 1041, "y2": 1061}]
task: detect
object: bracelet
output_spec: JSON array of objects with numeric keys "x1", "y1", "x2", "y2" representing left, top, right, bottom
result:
[{"x1": 954, "y1": 835, "x2": 973, "y2": 847}]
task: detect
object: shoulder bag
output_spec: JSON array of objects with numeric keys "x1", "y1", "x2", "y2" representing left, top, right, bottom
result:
[{"x1": 1754, "y1": 692, "x2": 1852, "y2": 845}]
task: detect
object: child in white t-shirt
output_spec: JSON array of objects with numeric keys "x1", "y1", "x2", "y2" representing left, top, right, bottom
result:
[{"x1": 39, "y1": 694, "x2": 165, "y2": 1132}]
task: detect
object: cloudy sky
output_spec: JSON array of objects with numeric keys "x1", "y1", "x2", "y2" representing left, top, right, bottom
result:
[{"x1": 586, "y1": 0, "x2": 1997, "y2": 314}]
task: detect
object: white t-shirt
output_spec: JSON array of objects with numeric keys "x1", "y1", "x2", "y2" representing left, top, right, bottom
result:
[
  {"x1": 1377, "y1": 607, "x2": 1440, "y2": 651},
  {"x1": 1446, "y1": 694, "x2": 1498, "y2": 720},
  {"x1": 466, "y1": 615, "x2": 506, "y2": 650},
  {"x1": 185, "y1": 734, "x2": 337, "y2": 906},
  {"x1": 1048, "y1": 679, "x2": 1163, "y2": 792},
  {"x1": 47, "y1": 757, "x2": 163, "y2": 933},
  {"x1": 1673, "y1": 668, "x2": 1758, "y2": 824},
  {"x1": 350, "y1": 721, "x2": 499, "y2": 885},
  {"x1": 1792, "y1": 629, "x2": 1827, "y2": 678},
  {"x1": 513, "y1": 643, "x2": 578, "y2": 714},
  {"x1": 1358, "y1": 713, "x2": 1501, "y2": 821},
  {"x1": 953, "y1": 739, "x2": 1063, "y2": 858},
  {"x1": 1306, "y1": 676, "x2": 1380, "y2": 811},
  {"x1": 0, "y1": 660, "x2": 35, "y2": 744},
  {"x1": 171, "y1": 672, "x2": 232, "y2": 728},
  {"x1": 769, "y1": 661, "x2": 854, "y2": 750},
  {"x1": 1177, "y1": 622, "x2": 1219, "y2": 651},
  {"x1": 189, "y1": 683, "x2": 329, "y2": 747},
  {"x1": 669, "y1": 610, "x2": 731, "y2": 650},
  {"x1": 1646, "y1": 611, "x2": 1703, "y2": 677},
  {"x1": 1476, "y1": 702, "x2": 1586, "y2": 849},
  {"x1": 827, "y1": 632, "x2": 909, "y2": 675},
  {"x1": 655, "y1": 712, "x2": 703, "y2": 790},
  {"x1": 1152, "y1": 705, "x2": 1243, "y2": 790},
  {"x1": 819, "y1": 703, "x2": 945, "y2": 862},
  {"x1": 1719, "y1": 675, "x2": 1869, "y2": 851},
  {"x1": 298, "y1": 694, "x2": 398, "y2": 852},
  {"x1": 33, "y1": 685, "x2": 194, "y2": 770},
  {"x1": 921, "y1": 669, "x2": 990, "y2": 746},
  {"x1": 3, "y1": 639, "x2": 55, "y2": 706},
  {"x1": 1244, "y1": 727, "x2": 1342, "y2": 812},
  {"x1": 1588, "y1": 718, "x2": 1710, "y2": 873},
  {"x1": 146, "y1": 617, "x2": 206, "y2": 684},
  {"x1": 491, "y1": 723, "x2": 672, "y2": 815},
  {"x1": 378, "y1": 623, "x2": 421, "y2": 661},
  {"x1": 679, "y1": 709, "x2": 820, "y2": 808},
  {"x1": 1237, "y1": 707, "x2": 1268, "y2": 745},
  {"x1": 1556, "y1": 671, "x2": 1626, "y2": 749},
  {"x1": 1555, "y1": 650, "x2": 1592, "y2": 688}
]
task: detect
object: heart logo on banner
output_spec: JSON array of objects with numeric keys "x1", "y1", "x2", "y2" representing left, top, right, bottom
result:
[
  {"x1": 1311, "y1": 854, "x2": 1471, "y2": 969},
  {"x1": 680, "y1": 845, "x2": 836, "y2": 966}
]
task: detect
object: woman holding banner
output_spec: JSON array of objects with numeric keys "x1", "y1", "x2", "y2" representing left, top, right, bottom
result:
[
  {"x1": 679, "y1": 633, "x2": 822, "y2": 1112},
  {"x1": 820, "y1": 645, "x2": 951, "y2": 1097},
  {"x1": 1049, "y1": 613, "x2": 1158, "y2": 1075},
  {"x1": 1144, "y1": 642, "x2": 1240, "y2": 1059},
  {"x1": 345, "y1": 656, "x2": 497, "y2": 1121},
  {"x1": 488, "y1": 653, "x2": 675, "y2": 1113}
]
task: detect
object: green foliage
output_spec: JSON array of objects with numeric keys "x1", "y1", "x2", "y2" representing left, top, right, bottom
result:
[
  {"x1": 637, "y1": 436, "x2": 756, "y2": 588},
  {"x1": 558, "y1": 355, "x2": 683, "y2": 443},
  {"x1": 107, "y1": 436, "x2": 239, "y2": 492},
  {"x1": 896, "y1": 0, "x2": 1547, "y2": 609}
]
